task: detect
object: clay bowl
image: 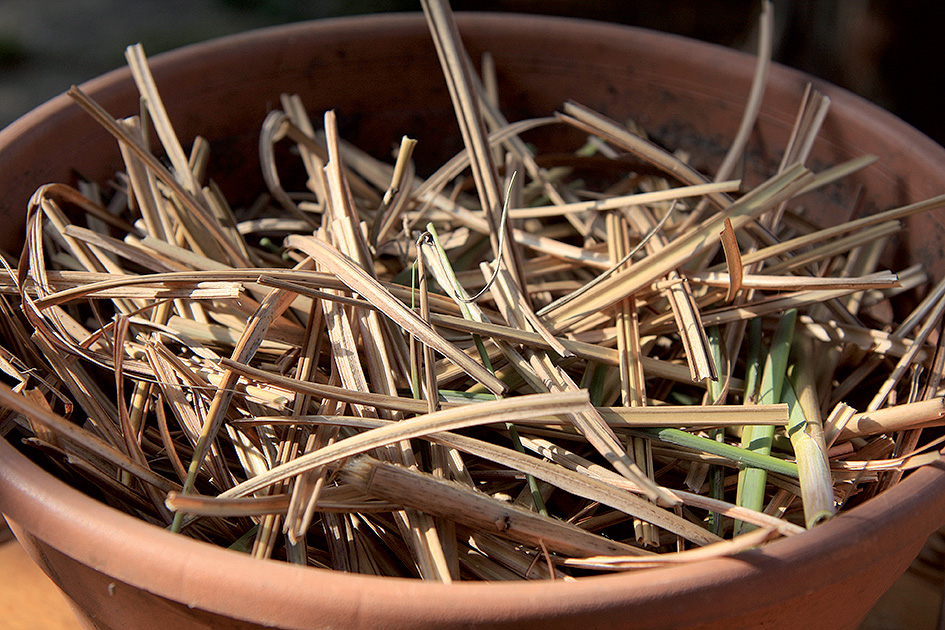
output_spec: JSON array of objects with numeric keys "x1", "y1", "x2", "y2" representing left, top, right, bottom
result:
[{"x1": 2, "y1": 12, "x2": 945, "y2": 630}]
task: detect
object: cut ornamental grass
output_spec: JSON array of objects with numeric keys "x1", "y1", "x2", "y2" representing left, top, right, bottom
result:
[{"x1": 2, "y1": 0, "x2": 945, "y2": 582}]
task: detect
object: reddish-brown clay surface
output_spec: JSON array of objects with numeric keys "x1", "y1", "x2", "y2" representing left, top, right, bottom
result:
[{"x1": 2, "y1": 13, "x2": 945, "y2": 630}]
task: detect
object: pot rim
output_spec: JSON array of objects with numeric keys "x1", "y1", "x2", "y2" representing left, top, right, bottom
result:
[
  {"x1": 2, "y1": 11, "x2": 945, "y2": 628},
  {"x1": 5, "y1": 433, "x2": 945, "y2": 626}
]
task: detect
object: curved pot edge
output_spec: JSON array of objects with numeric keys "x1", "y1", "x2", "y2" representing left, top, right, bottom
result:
[{"x1": 4, "y1": 430, "x2": 945, "y2": 628}]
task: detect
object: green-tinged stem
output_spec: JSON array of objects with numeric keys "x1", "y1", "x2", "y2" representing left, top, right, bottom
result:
[
  {"x1": 736, "y1": 309, "x2": 797, "y2": 533},
  {"x1": 409, "y1": 260, "x2": 421, "y2": 399},
  {"x1": 743, "y1": 318, "x2": 765, "y2": 405},
  {"x1": 425, "y1": 222, "x2": 548, "y2": 516},
  {"x1": 640, "y1": 427, "x2": 799, "y2": 479},
  {"x1": 735, "y1": 318, "x2": 764, "y2": 521},
  {"x1": 228, "y1": 524, "x2": 260, "y2": 554},
  {"x1": 584, "y1": 362, "x2": 610, "y2": 410},
  {"x1": 706, "y1": 326, "x2": 726, "y2": 535},
  {"x1": 786, "y1": 337, "x2": 836, "y2": 528}
]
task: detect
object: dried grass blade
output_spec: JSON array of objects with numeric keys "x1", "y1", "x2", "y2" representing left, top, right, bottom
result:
[
  {"x1": 285, "y1": 235, "x2": 505, "y2": 394},
  {"x1": 607, "y1": 212, "x2": 646, "y2": 406},
  {"x1": 537, "y1": 204, "x2": 675, "y2": 318},
  {"x1": 823, "y1": 402, "x2": 858, "y2": 449},
  {"x1": 124, "y1": 44, "x2": 199, "y2": 195},
  {"x1": 831, "y1": 445, "x2": 945, "y2": 473},
  {"x1": 643, "y1": 286, "x2": 890, "y2": 335},
  {"x1": 28, "y1": 272, "x2": 230, "y2": 308},
  {"x1": 38, "y1": 196, "x2": 111, "y2": 276},
  {"x1": 867, "y1": 276, "x2": 945, "y2": 411},
  {"x1": 686, "y1": 270, "x2": 900, "y2": 292},
  {"x1": 417, "y1": 224, "x2": 545, "y2": 400},
  {"x1": 524, "y1": 351, "x2": 676, "y2": 506},
  {"x1": 607, "y1": 211, "x2": 659, "y2": 543},
  {"x1": 259, "y1": 110, "x2": 315, "y2": 224},
  {"x1": 62, "y1": 225, "x2": 183, "y2": 273},
  {"x1": 564, "y1": 526, "x2": 778, "y2": 570},
  {"x1": 758, "y1": 193, "x2": 945, "y2": 268},
  {"x1": 341, "y1": 455, "x2": 647, "y2": 558},
  {"x1": 318, "y1": 179, "x2": 458, "y2": 578},
  {"x1": 66, "y1": 86, "x2": 249, "y2": 266},
  {"x1": 430, "y1": 431, "x2": 716, "y2": 545},
  {"x1": 212, "y1": 391, "x2": 590, "y2": 500},
  {"x1": 171, "y1": 277, "x2": 303, "y2": 532},
  {"x1": 30, "y1": 180, "x2": 136, "y2": 236},
  {"x1": 279, "y1": 94, "x2": 329, "y2": 204},
  {"x1": 166, "y1": 486, "x2": 400, "y2": 517},
  {"x1": 420, "y1": 0, "x2": 503, "y2": 238},
  {"x1": 794, "y1": 154, "x2": 878, "y2": 197},
  {"x1": 624, "y1": 204, "x2": 715, "y2": 382},
  {"x1": 755, "y1": 224, "x2": 902, "y2": 276},
  {"x1": 220, "y1": 357, "x2": 437, "y2": 415},
  {"x1": 0, "y1": 381, "x2": 178, "y2": 492},
  {"x1": 112, "y1": 319, "x2": 160, "y2": 498},
  {"x1": 144, "y1": 340, "x2": 233, "y2": 481},
  {"x1": 519, "y1": 435, "x2": 802, "y2": 535},
  {"x1": 599, "y1": 404, "x2": 788, "y2": 428},
  {"x1": 242, "y1": 402, "x2": 788, "y2": 431},
  {"x1": 544, "y1": 164, "x2": 813, "y2": 328},
  {"x1": 488, "y1": 264, "x2": 571, "y2": 359},
  {"x1": 372, "y1": 135, "x2": 419, "y2": 247},
  {"x1": 280, "y1": 299, "x2": 328, "y2": 548},
  {"x1": 25, "y1": 328, "x2": 126, "y2": 444},
  {"x1": 415, "y1": 117, "x2": 556, "y2": 201},
  {"x1": 720, "y1": 217, "x2": 744, "y2": 302},
  {"x1": 431, "y1": 321, "x2": 718, "y2": 391},
  {"x1": 26, "y1": 437, "x2": 161, "y2": 516},
  {"x1": 416, "y1": 224, "x2": 545, "y2": 395},
  {"x1": 682, "y1": 0, "x2": 773, "y2": 229},
  {"x1": 664, "y1": 274, "x2": 716, "y2": 381},
  {"x1": 282, "y1": 127, "x2": 381, "y2": 209},
  {"x1": 243, "y1": 413, "x2": 722, "y2": 545},
  {"x1": 289, "y1": 399, "x2": 344, "y2": 546},
  {"x1": 118, "y1": 117, "x2": 172, "y2": 241},
  {"x1": 469, "y1": 52, "x2": 590, "y2": 236},
  {"x1": 322, "y1": 288, "x2": 378, "y2": 420},
  {"x1": 423, "y1": 194, "x2": 611, "y2": 268},
  {"x1": 140, "y1": 347, "x2": 202, "y2": 448},
  {"x1": 838, "y1": 397, "x2": 945, "y2": 440},
  {"x1": 558, "y1": 101, "x2": 731, "y2": 210},
  {"x1": 776, "y1": 85, "x2": 830, "y2": 173},
  {"x1": 462, "y1": 529, "x2": 570, "y2": 581},
  {"x1": 508, "y1": 181, "x2": 740, "y2": 219},
  {"x1": 29, "y1": 276, "x2": 242, "y2": 302}
]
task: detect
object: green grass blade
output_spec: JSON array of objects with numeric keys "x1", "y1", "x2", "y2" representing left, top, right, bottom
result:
[{"x1": 736, "y1": 309, "x2": 797, "y2": 533}]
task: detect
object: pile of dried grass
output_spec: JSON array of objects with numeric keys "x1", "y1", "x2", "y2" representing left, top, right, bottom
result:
[{"x1": 2, "y1": 1, "x2": 944, "y2": 581}]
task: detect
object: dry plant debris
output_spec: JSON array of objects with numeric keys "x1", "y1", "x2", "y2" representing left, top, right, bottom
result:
[{"x1": 2, "y1": 0, "x2": 945, "y2": 581}]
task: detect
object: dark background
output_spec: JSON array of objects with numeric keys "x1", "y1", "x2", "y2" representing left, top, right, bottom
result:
[{"x1": 1, "y1": 1, "x2": 942, "y2": 147}]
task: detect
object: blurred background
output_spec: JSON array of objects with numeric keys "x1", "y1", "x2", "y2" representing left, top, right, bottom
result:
[{"x1": 1, "y1": 0, "x2": 944, "y2": 147}]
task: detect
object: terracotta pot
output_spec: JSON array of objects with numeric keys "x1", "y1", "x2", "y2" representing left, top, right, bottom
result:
[{"x1": 2, "y1": 12, "x2": 945, "y2": 630}]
